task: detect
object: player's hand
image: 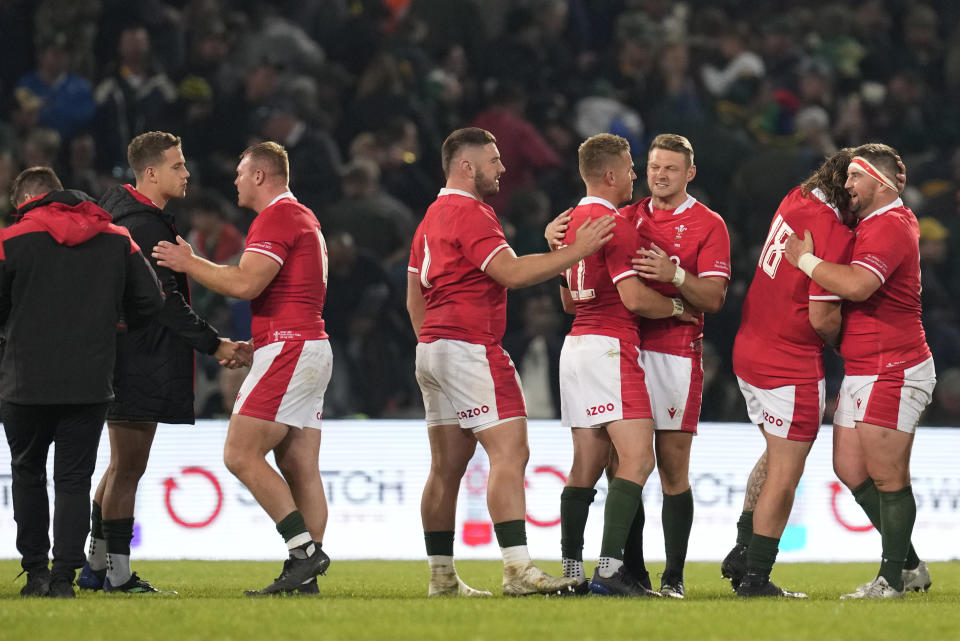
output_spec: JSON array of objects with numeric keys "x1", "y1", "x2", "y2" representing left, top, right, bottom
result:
[
  {"x1": 544, "y1": 209, "x2": 571, "y2": 249},
  {"x1": 784, "y1": 230, "x2": 814, "y2": 267},
  {"x1": 895, "y1": 155, "x2": 907, "y2": 194},
  {"x1": 634, "y1": 243, "x2": 677, "y2": 283},
  {"x1": 570, "y1": 216, "x2": 615, "y2": 258},
  {"x1": 153, "y1": 236, "x2": 195, "y2": 273},
  {"x1": 678, "y1": 300, "x2": 699, "y2": 324},
  {"x1": 214, "y1": 338, "x2": 247, "y2": 369}
]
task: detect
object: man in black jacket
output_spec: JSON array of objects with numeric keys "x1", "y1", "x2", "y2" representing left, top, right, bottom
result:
[
  {"x1": 1, "y1": 167, "x2": 163, "y2": 598},
  {"x1": 78, "y1": 131, "x2": 247, "y2": 593}
]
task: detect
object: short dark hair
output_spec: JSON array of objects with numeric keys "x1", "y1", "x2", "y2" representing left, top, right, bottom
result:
[
  {"x1": 852, "y1": 142, "x2": 899, "y2": 184},
  {"x1": 441, "y1": 128, "x2": 496, "y2": 177},
  {"x1": 11, "y1": 166, "x2": 62, "y2": 207},
  {"x1": 240, "y1": 141, "x2": 289, "y2": 183},
  {"x1": 127, "y1": 131, "x2": 182, "y2": 176},
  {"x1": 578, "y1": 133, "x2": 630, "y2": 182}
]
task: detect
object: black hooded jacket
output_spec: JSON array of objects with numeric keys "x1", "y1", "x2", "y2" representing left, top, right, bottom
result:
[
  {"x1": 100, "y1": 184, "x2": 220, "y2": 424},
  {"x1": 0, "y1": 190, "x2": 164, "y2": 404}
]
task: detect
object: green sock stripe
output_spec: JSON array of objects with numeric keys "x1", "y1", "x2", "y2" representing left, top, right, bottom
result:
[
  {"x1": 560, "y1": 486, "x2": 595, "y2": 561},
  {"x1": 102, "y1": 518, "x2": 134, "y2": 555},
  {"x1": 424, "y1": 531, "x2": 455, "y2": 557},
  {"x1": 276, "y1": 510, "x2": 308, "y2": 543},
  {"x1": 91, "y1": 501, "x2": 103, "y2": 540},
  {"x1": 600, "y1": 479, "x2": 643, "y2": 560},
  {"x1": 662, "y1": 489, "x2": 694, "y2": 573},
  {"x1": 736, "y1": 511, "x2": 753, "y2": 547},
  {"x1": 746, "y1": 533, "x2": 780, "y2": 577},
  {"x1": 493, "y1": 520, "x2": 527, "y2": 548}
]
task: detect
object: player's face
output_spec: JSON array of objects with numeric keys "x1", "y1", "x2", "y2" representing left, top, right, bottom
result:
[
  {"x1": 154, "y1": 146, "x2": 189, "y2": 200},
  {"x1": 234, "y1": 155, "x2": 256, "y2": 209},
  {"x1": 646, "y1": 148, "x2": 693, "y2": 201},
  {"x1": 470, "y1": 143, "x2": 505, "y2": 199},
  {"x1": 845, "y1": 164, "x2": 883, "y2": 218},
  {"x1": 612, "y1": 150, "x2": 637, "y2": 204}
]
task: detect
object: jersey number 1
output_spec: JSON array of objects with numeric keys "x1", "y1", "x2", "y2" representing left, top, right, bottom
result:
[
  {"x1": 559, "y1": 245, "x2": 595, "y2": 300},
  {"x1": 758, "y1": 214, "x2": 794, "y2": 278}
]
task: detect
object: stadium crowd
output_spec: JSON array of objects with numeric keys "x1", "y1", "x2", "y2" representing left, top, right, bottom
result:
[{"x1": 1, "y1": 0, "x2": 959, "y2": 424}]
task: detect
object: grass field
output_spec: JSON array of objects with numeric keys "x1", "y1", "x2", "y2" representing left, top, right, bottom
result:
[{"x1": 1, "y1": 559, "x2": 959, "y2": 641}]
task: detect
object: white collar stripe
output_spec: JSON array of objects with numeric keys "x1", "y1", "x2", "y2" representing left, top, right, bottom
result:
[
  {"x1": 578, "y1": 196, "x2": 618, "y2": 212},
  {"x1": 438, "y1": 188, "x2": 478, "y2": 201}
]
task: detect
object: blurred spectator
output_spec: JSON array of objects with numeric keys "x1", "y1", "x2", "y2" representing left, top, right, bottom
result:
[
  {"x1": 256, "y1": 98, "x2": 343, "y2": 218},
  {"x1": 701, "y1": 22, "x2": 764, "y2": 101},
  {"x1": 471, "y1": 81, "x2": 562, "y2": 214},
  {"x1": 502, "y1": 291, "x2": 565, "y2": 419},
  {"x1": 918, "y1": 217, "x2": 960, "y2": 371},
  {"x1": 94, "y1": 24, "x2": 178, "y2": 174},
  {"x1": 14, "y1": 32, "x2": 96, "y2": 141},
  {"x1": 325, "y1": 159, "x2": 415, "y2": 272},
  {"x1": 21, "y1": 127, "x2": 61, "y2": 171}
]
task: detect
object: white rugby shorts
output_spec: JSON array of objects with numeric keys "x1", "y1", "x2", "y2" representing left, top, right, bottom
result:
[
  {"x1": 415, "y1": 339, "x2": 526, "y2": 432},
  {"x1": 737, "y1": 376, "x2": 825, "y2": 442},
  {"x1": 834, "y1": 357, "x2": 936, "y2": 433},
  {"x1": 559, "y1": 334, "x2": 651, "y2": 428},
  {"x1": 234, "y1": 339, "x2": 332, "y2": 429},
  {"x1": 640, "y1": 350, "x2": 703, "y2": 433}
]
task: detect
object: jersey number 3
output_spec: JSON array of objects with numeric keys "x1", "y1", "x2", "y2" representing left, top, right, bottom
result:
[{"x1": 758, "y1": 214, "x2": 795, "y2": 278}]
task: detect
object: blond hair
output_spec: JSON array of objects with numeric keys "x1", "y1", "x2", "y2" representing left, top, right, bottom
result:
[
  {"x1": 578, "y1": 133, "x2": 630, "y2": 182},
  {"x1": 648, "y1": 133, "x2": 694, "y2": 167},
  {"x1": 241, "y1": 141, "x2": 289, "y2": 183}
]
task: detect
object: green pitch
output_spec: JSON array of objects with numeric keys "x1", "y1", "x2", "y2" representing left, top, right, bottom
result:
[{"x1": 2, "y1": 560, "x2": 959, "y2": 641}]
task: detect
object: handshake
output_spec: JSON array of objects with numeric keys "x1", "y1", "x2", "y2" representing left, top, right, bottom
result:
[{"x1": 213, "y1": 338, "x2": 254, "y2": 369}]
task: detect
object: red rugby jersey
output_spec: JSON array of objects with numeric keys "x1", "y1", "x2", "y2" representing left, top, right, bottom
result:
[
  {"x1": 733, "y1": 187, "x2": 853, "y2": 387},
  {"x1": 244, "y1": 192, "x2": 328, "y2": 346},
  {"x1": 408, "y1": 189, "x2": 514, "y2": 345},
  {"x1": 621, "y1": 196, "x2": 730, "y2": 356}
]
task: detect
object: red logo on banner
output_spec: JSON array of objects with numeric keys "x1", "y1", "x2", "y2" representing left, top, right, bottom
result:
[
  {"x1": 829, "y1": 481, "x2": 874, "y2": 532},
  {"x1": 163, "y1": 467, "x2": 224, "y2": 528},
  {"x1": 524, "y1": 466, "x2": 567, "y2": 527}
]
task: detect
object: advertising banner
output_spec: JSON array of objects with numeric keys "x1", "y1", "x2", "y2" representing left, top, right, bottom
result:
[{"x1": 0, "y1": 420, "x2": 957, "y2": 561}]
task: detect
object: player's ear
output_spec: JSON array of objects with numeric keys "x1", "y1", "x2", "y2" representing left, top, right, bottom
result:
[{"x1": 687, "y1": 164, "x2": 697, "y2": 182}]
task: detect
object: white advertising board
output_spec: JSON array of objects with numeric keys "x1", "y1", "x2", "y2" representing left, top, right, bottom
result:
[{"x1": 0, "y1": 420, "x2": 957, "y2": 561}]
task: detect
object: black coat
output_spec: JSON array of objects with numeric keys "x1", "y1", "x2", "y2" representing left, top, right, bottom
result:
[
  {"x1": 0, "y1": 190, "x2": 163, "y2": 404},
  {"x1": 100, "y1": 185, "x2": 220, "y2": 424}
]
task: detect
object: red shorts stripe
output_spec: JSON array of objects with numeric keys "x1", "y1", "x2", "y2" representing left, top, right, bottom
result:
[
  {"x1": 485, "y1": 344, "x2": 526, "y2": 420},
  {"x1": 240, "y1": 341, "x2": 305, "y2": 420},
  {"x1": 619, "y1": 340, "x2": 651, "y2": 419},
  {"x1": 680, "y1": 358, "x2": 704, "y2": 433},
  {"x1": 788, "y1": 379, "x2": 822, "y2": 441},
  {"x1": 862, "y1": 369, "x2": 906, "y2": 429}
]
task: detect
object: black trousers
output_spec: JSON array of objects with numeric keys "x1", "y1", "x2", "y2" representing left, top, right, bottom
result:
[{"x1": 1, "y1": 401, "x2": 106, "y2": 575}]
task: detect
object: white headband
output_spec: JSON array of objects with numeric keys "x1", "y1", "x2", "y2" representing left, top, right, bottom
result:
[{"x1": 850, "y1": 156, "x2": 897, "y2": 192}]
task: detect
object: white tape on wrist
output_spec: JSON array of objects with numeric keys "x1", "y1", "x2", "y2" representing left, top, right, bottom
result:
[
  {"x1": 671, "y1": 297, "x2": 685, "y2": 317},
  {"x1": 671, "y1": 265, "x2": 686, "y2": 287},
  {"x1": 798, "y1": 253, "x2": 823, "y2": 278}
]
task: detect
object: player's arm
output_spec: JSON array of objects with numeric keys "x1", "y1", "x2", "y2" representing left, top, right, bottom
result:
[
  {"x1": 153, "y1": 236, "x2": 281, "y2": 300},
  {"x1": 633, "y1": 242, "x2": 727, "y2": 312},
  {"x1": 616, "y1": 276, "x2": 696, "y2": 322},
  {"x1": 485, "y1": 216, "x2": 615, "y2": 289},
  {"x1": 559, "y1": 284, "x2": 575, "y2": 314},
  {"x1": 406, "y1": 272, "x2": 426, "y2": 338},
  {"x1": 808, "y1": 300, "x2": 842, "y2": 347},
  {"x1": 784, "y1": 231, "x2": 881, "y2": 302}
]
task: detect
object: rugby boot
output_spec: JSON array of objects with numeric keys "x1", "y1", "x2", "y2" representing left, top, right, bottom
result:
[{"x1": 502, "y1": 561, "x2": 578, "y2": 596}]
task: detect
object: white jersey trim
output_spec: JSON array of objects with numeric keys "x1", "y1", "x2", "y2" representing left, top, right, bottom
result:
[
  {"x1": 810, "y1": 187, "x2": 842, "y2": 220},
  {"x1": 649, "y1": 194, "x2": 697, "y2": 216},
  {"x1": 698, "y1": 270, "x2": 731, "y2": 279},
  {"x1": 266, "y1": 190, "x2": 297, "y2": 208},
  {"x1": 577, "y1": 196, "x2": 618, "y2": 212},
  {"x1": 851, "y1": 260, "x2": 885, "y2": 284},
  {"x1": 407, "y1": 266, "x2": 419, "y2": 273},
  {"x1": 809, "y1": 294, "x2": 842, "y2": 301},
  {"x1": 438, "y1": 188, "x2": 478, "y2": 200},
  {"x1": 859, "y1": 198, "x2": 903, "y2": 223},
  {"x1": 245, "y1": 246, "x2": 284, "y2": 266},
  {"x1": 611, "y1": 269, "x2": 638, "y2": 284},
  {"x1": 481, "y1": 244, "x2": 514, "y2": 271}
]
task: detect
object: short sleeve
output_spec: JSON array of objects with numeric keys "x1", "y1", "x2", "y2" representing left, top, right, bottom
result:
[
  {"x1": 244, "y1": 206, "x2": 297, "y2": 266},
  {"x1": 697, "y1": 215, "x2": 731, "y2": 279},
  {"x1": 457, "y1": 204, "x2": 513, "y2": 271},
  {"x1": 605, "y1": 219, "x2": 640, "y2": 284},
  {"x1": 408, "y1": 224, "x2": 424, "y2": 274},
  {"x1": 850, "y1": 217, "x2": 909, "y2": 285}
]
